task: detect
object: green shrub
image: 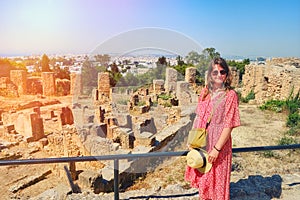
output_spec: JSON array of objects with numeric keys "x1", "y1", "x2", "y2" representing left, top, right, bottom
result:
[
  {"x1": 242, "y1": 90, "x2": 255, "y2": 103},
  {"x1": 287, "y1": 126, "x2": 300, "y2": 136},
  {"x1": 259, "y1": 99, "x2": 285, "y2": 112},
  {"x1": 286, "y1": 88, "x2": 300, "y2": 114},
  {"x1": 158, "y1": 94, "x2": 172, "y2": 100},
  {"x1": 286, "y1": 112, "x2": 300, "y2": 127},
  {"x1": 162, "y1": 102, "x2": 172, "y2": 107}
]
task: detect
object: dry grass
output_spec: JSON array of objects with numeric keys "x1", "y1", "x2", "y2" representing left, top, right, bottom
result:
[{"x1": 127, "y1": 156, "x2": 190, "y2": 191}]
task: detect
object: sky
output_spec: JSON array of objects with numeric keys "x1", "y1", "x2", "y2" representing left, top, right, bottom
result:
[{"x1": 0, "y1": 0, "x2": 300, "y2": 58}]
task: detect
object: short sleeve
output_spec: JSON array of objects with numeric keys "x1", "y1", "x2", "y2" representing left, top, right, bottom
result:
[{"x1": 224, "y1": 90, "x2": 240, "y2": 128}]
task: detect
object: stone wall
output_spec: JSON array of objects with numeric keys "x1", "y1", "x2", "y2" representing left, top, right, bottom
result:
[
  {"x1": 27, "y1": 77, "x2": 43, "y2": 95},
  {"x1": 242, "y1": 58, "x2": 300, "y2": 103},
  {"x1": 0, "y1": 77, "x2": 18, "y2": 97}
]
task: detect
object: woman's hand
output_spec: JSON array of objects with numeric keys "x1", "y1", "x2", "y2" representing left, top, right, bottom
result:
[{"x1": 208, "y1": 148, "x2": 219, "y2": 164}]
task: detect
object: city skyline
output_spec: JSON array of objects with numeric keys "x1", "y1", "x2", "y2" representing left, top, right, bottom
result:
[{"x1": 0, "y1": 0, "x2": 300, "y2": 58}]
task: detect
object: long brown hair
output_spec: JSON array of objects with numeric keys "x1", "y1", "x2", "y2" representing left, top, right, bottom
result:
[{"x1": 202, "y1": 57, "x2": 232, "y2": 100}]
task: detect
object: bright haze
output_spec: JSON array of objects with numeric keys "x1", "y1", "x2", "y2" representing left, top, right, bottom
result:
[{"x1": 0, "y1": 0, "x2": 299, "y2": 58}]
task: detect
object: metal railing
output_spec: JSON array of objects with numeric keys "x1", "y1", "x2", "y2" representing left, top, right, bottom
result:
[{"x1": 1, "y1": 144, "x2": 300, "y2": 200}]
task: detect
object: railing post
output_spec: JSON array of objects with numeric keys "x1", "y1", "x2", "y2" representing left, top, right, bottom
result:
[{"x1": 114, "y1": 159, "x2": 119, "y2": 200}]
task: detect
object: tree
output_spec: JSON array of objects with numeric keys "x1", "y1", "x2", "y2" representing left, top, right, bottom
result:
[
  {"x1": 41, "y1": 54, "x2": 51, "y2": 72},
  {"x1": 227, "y1": 58, "x2": 250, "y2": 81},
  {"x1": 157, "y1": 56, "x2": 167, "y2": 66},
  {"x1": 94, "y1": 54, "x2": 110, "y2": 66},
  {"x1": 53, "y1": 65, "x2": 70, "y2": 80},
  {"x1": 109, "y1": 62, "x2": 122, "y2": 87},
  {"x1": 0, "y1": 58, "x2": 15, "y2": 77},
  {"x1": 81, "y1": 59, "x2": 98, "y2": 90},
  {"x1": 185, "y1": 51, "x2": 201, "y2": 65},
  {"x1": 176, "y1": 55, "x2": 185, "y2": 66},
  {"x1": 203, "y1": 47, "x2": 220, "y2": 60}
]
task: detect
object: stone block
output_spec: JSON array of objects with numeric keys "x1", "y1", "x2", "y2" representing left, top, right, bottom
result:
[
  {"x1": 78, "y1": 170, "x2": 107, "y2": 194},
  {"x1": 135, "y1": 132, "x2": 155, "y2": 147},
  {"x1": 90, "y1": 123, "x2": 107, "y2": 137},
  {"x1": 107, "y1": 125, "x2": 118, "y2": 139},
  {"x1": 4, "y1": 124, "x2": 15, "y2": 134}
]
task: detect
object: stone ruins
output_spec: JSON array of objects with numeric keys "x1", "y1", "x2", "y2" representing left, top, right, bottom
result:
[
  {"x1": 0, "y1": 70, "x2": 80, "y2": 143},
  {"x1": 0, "y1": 58, "x2": 299, "y2": 197},
  {"x1": 242, "y1": 57, "x2": 300, "y2": 103}
]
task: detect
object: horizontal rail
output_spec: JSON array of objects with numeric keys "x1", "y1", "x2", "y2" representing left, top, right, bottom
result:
[
  {"x1": 1, "y1": 144, "x2": 299, "y2": 200},
  {"x1": 0, "y1": 144, "x2": 299, "y2": 166}
]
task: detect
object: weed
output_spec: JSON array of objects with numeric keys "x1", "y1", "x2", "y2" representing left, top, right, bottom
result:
[
  {"x1": 278, "y1": 136, "x2": 297, "y2": 145},
  {"x1": 262, "y1": 150, "x2": 275, "y2": 158},
  {"x1": 158, "y1": 94, "x2": 172, "y2": 100}
]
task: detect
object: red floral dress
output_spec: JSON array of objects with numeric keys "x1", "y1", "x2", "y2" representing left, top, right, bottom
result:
[{"x1": 185, "y1": 89, "x2": 240, "y2": 200}]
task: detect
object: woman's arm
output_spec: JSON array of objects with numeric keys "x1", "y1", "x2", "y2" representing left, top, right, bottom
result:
[{"x1": 207, "y1": 127, "x2": 232, "y2": 163}]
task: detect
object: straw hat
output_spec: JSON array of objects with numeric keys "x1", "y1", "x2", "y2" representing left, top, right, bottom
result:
[{"x1": 186, "y1": 148, "x2": 212, "y2": 173}]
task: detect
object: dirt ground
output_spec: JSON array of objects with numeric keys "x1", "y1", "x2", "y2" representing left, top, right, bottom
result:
[{"x1": 0, "y1": 96, "x2": 299, "y2": 199}]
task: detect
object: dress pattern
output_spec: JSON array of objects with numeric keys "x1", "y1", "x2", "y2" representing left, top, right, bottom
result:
[{"x1": 185, "y1": 89, "x2": 240, "y2": 200}]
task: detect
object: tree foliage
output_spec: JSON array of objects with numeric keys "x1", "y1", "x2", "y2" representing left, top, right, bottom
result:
[
  {"x1": 227, "y1": 58, "x2": 250, "y2": 81},
  {"x1": 41, "y1": 54, "x2": 51, "y2": 72},
  {"x1": 0, "y1": 58, "x2": 15, "y2": 77},
  {"x1": 52, "y1": 65, "x2": 70, "y2": 80}
]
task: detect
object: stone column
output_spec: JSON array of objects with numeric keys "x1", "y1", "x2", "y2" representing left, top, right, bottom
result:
[
  {"x1": 70, "y1": 73, "x2": 82, "y2": 96},
  {"x1": 165, "y1": 68, "x2": 177, "y2": 94},
  {"x1": 10, "y1": 70, "x2": 27, "y2": 95},
  {"x1": 97, "y1": 72, "x2": 111, "y2": 103},
  {"x1": 185, "y1": 67, "x2": 197, "y2": 84},
  {"x1": 42, "y1": 72, "x2": 56, "y2": 96}
]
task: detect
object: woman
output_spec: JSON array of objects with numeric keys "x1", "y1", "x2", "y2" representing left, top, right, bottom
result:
[{"x1": 185, "y1": 57, "x2": 241, "y2": 200}]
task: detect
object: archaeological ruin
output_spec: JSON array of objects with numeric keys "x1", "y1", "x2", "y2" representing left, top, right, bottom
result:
[{"x1": 0, "y1": 57, "x2": 299, "y2": 197}]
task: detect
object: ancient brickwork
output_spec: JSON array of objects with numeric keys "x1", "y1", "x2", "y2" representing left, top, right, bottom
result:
[
  {"x1": 242, "y1": 58, "x2": 300, "y2": 103},
  {"x1": 0, "y1": 77, "x2": 18, "y2": 97},
  {"x1": 97, "y1": 72, "x2": 111, "y2": 104},
  {"x1": 115, "y1": 128, "x2": 134, "y2": 149},
  {"x1": 42, "y1": 72, "x2": 56, "y2": 96},
  {"x1": 165, "y1": 68, "x2": 177, "y2": 94},
  {"x1": 10, "y1": 70, "x2": 27, "y2": 95},
  {"x1": 153, "y1": 79, "x2": 165, "y2": 95}
]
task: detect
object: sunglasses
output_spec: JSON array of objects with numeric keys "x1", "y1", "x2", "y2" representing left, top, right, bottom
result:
[{"x1": 211, "y1": 70, "x2": 227, "y2": 76}]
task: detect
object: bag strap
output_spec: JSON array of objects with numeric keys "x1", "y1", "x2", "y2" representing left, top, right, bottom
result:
[{"x1": 205, "y1": 92, "x2": 226, "y2": 128}]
